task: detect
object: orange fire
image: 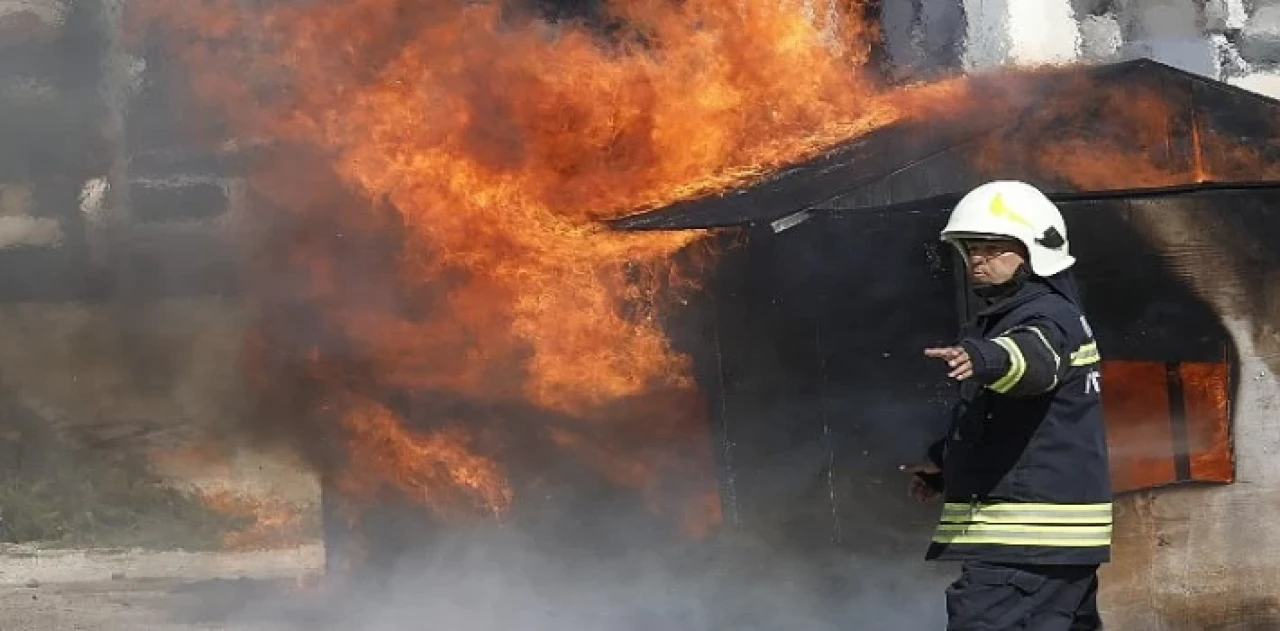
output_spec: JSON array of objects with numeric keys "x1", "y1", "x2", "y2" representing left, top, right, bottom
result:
[
  {"x1": 129, "y1": 0, "x2": 968, "y2": 536},
  {"x1": 127, "y1": 0, "x2": 1280, "y2": 541},
  {"x1": 199, "y1": 487, "x2": 318, "y2": 551},
  {"x1": 971, "y1": 71, "x2": 1280, "y2": 189},
  {"x1": 336, "y1": 396, "x2": 514, "y2": 521}
]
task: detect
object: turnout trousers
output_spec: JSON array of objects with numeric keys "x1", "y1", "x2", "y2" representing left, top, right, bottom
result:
[{"x1": 945, "y1": 561, "x2": 1101, "y2": 631}]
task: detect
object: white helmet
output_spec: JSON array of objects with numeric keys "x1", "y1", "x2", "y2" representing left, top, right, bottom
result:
[{"x1": 940, "y1": 180, "x2": 1075, "y2": 277}]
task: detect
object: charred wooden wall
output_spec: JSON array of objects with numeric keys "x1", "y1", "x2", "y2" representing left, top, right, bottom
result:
[{"x1": 670, "y1": 208, "x2": 959, "y2": 557}]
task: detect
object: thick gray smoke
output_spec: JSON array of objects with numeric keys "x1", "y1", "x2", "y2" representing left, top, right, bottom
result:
[
  {"x1": 8, "y1": 0, "x2": 1280, "y2": 628},
  {"x1": 212, "y1": 530, "x2": 952, "y2": 630}
]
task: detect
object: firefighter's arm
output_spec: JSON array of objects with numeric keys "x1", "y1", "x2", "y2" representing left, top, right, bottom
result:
[{"x1": 958, "y1": 318, "x2": 1067, "y2": 396}]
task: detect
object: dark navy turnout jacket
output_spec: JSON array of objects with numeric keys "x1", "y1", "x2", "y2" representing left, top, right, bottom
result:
[{"x1": 925, "y1": 270, "x2": 1113, "y2": 566}]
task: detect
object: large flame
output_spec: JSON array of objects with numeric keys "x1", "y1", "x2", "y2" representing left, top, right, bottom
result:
[
  {"x1": 129, "y1": 0, "x2": 961, "y2": 534},
  {"x1": 128, "y1": 0, "x2": 1280, "y2": 542}
]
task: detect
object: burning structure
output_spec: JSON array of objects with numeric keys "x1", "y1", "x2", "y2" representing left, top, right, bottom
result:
[
  {"x1": 611, "y1": 58, "x2": 1280, "y2": 627},
  {"x1": 125, "y1": 0, "x2": 958, "y2": 574},
  {"x1": 122, "y1": 0, "x2": 1280, "y2": 620},
  {"x1": 301, "y1": 56, "x2": 1280, "y2": 626},
  {"x1": 6, "y1": 0, "x2": 1280, "y2": 626}
]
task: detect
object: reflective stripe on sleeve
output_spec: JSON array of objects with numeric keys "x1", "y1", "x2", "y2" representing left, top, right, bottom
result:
[
  {"x1": 1071, "y1": 342, "x2": 1100, "y2": 366},
  {"x1": 1020, "y1": 327, "x2": 1060, "y2": 371},
  {"x1": 989, "y1": 337, "x2": 1026, "y2": 393},
  {"x1": 1013, "y1": 325, "x2": 1060, "y2": 388}
]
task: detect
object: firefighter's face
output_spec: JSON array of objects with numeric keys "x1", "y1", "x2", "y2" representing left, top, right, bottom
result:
[{"x1": 965, "y1": 239, "x2": 1026, "y2": 286}]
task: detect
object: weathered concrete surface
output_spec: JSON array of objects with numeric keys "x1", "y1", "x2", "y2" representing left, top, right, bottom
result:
[
  {"x1": 1239, "y1": 4, "x2": 1280, "y2": 64},
  {"x1": 960, "y1": 0, "x2": 1082, "y2": 70},
  {"x1": 1231, "y1": 72, "x2": 1280, "y2": 99},
  {"x1": 1101, "y1": 328, "x2": 1280, "y2": 629},
  {"x1": 0, "y1": 580, "x2": 298, "y2": 631},
  {"x1": 0, "y1": 543, "x2": 321, "y2": 586},
  {"x1": 1097, "y1": 203, "x2": 1280, "y2": 629},
  {"x1": 880, "y1": 0, "x2": 965, "y2": 77},
  {"x1": 0, "y1": 542, "x2": 322, "y2": 630}
]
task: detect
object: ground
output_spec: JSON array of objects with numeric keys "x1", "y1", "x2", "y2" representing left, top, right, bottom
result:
[
  {"x1": 0, "y1": 544, "x2": 324, "y2": 631},
  {"x1": 1, "y1": 578, "x2": 299, "y2": 631}
]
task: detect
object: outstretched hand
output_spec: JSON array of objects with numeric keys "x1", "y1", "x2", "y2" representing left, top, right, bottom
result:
[{"x1": 925, "y1": 346, "x2": 973, "y2": 381}]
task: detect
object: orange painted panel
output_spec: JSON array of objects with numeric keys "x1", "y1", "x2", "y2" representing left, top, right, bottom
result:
[
  {"x1": 1181, "y1": 362, "x2": 1234, "y2": 483},
  {"x1": 1101, "y1": 361, "x2": 1176, "y2": 493},
  {"x1": 1099, "y1": 360, "x2": 1234, "y2": 494}
]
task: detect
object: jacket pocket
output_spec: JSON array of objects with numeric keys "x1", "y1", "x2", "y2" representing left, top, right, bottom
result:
[{"x1": 967, "y1": 564, "x2": 1048, "y2": 594}]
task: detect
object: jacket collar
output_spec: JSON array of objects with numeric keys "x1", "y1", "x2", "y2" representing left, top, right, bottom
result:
[{"x1": 976, "y1": 276, "x2": 1053, "y2": 318}]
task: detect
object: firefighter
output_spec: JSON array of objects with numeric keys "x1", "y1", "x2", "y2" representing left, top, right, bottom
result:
[{"x1": 902, "y1": 180, "x2": 1111, "y2": 630}]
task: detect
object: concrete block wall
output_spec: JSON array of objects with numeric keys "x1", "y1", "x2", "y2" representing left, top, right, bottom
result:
[
  {"x1": 0, "y1": 0, "x2": 247, "y2": 291},
  {"x1": 0, "y1": 0, "x2": 82, "y2": 251},
  {"x1": 0, "y1": 0, "x2": 307, "y2": 519},
  {"x1": 883, "y1": 0, "x2": 1280, "y2": 91}
]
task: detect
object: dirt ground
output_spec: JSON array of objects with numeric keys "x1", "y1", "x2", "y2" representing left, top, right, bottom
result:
[{"x1": 0, "y1": 544, "x2": 326, "y2": 631}]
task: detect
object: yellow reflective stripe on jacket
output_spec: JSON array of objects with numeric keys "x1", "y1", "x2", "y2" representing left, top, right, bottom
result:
[
  {"x1": 940, "y1": 502, "x2": 1112, "y2": 525},
  {"x1": 1070, "y1": 342, "x2": 1100, "y2": 366},
  {"x1": 1021, "y1": 327, "x2": 1060, "y2": 371},
  {"x1": 1014, "y1": 325, "x2": 1060, "y2": 389},
  {"x1": 932, "y1": 524, "x2": 1112, "y2": 547},
  {"x1": 934, "y1": 502, "x2": 1113, "y2": 548},
  {"x1": 989, "y1": 336, "x2": 1026, "y2": 393}
]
